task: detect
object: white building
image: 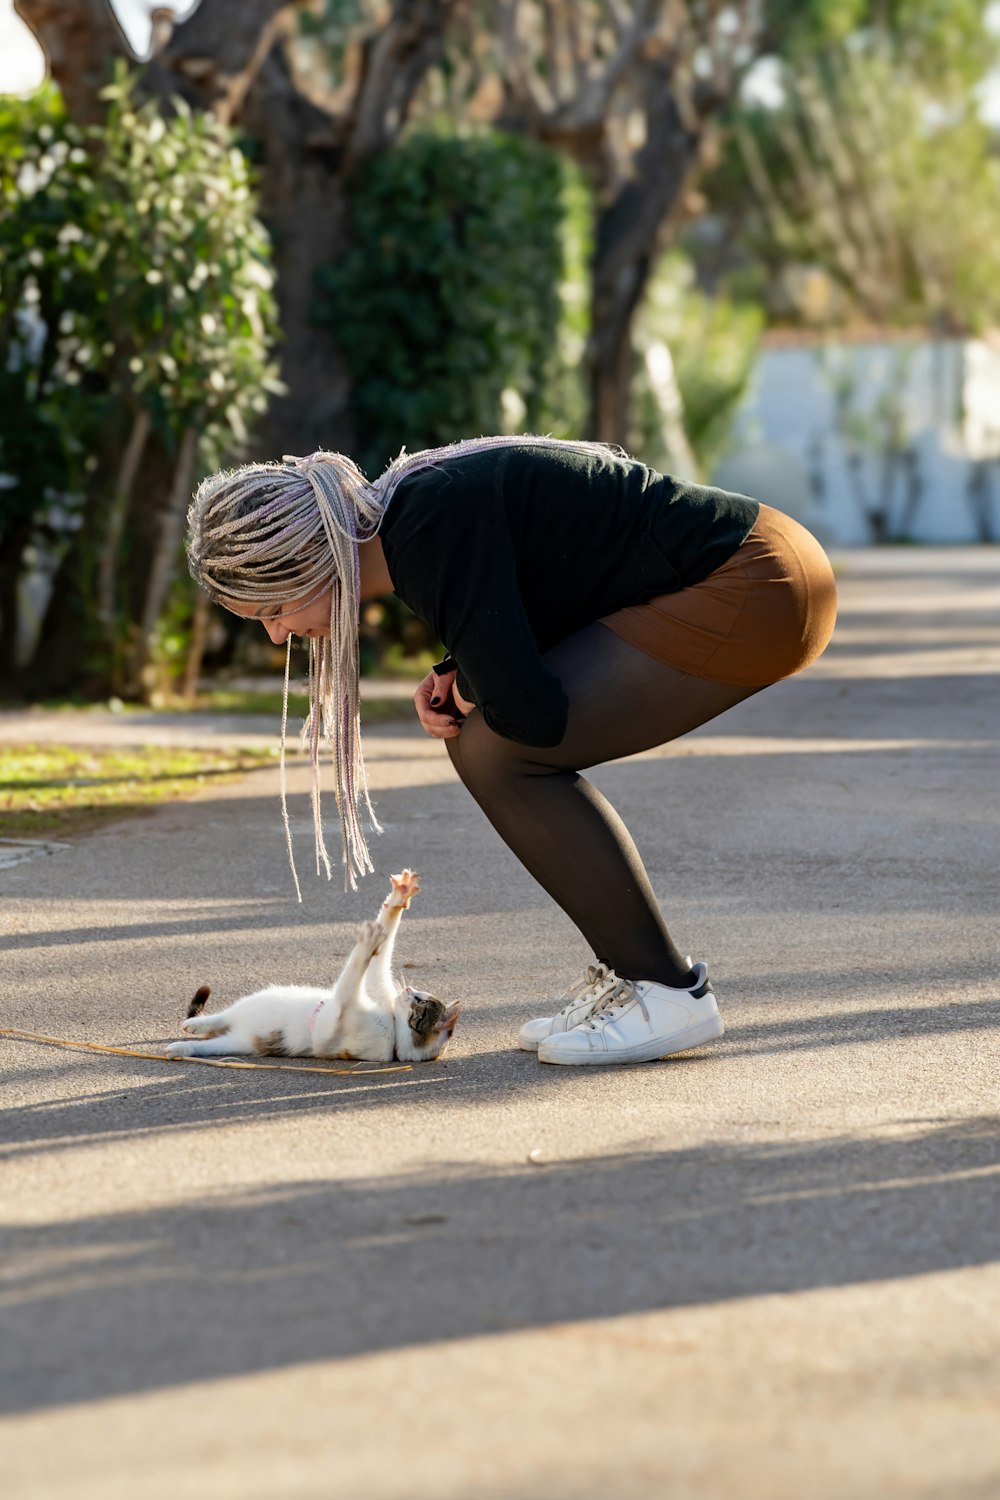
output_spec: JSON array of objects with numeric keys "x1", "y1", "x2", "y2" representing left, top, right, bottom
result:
[{"x1": 711, "y1": 336, "x2": 1000, "y2": 546}]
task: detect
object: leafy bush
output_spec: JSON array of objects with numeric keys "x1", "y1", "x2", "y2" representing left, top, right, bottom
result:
[
  {"x1": 316, "y1": 129, "x2": 585, "y2": 475},
  {"x1": 0, "y1": 69, "x2": 281, "y2": 690},
  {"x1": 0, "y1": 72, "x2": 280, "y2": 461},
  {"x1": 0, "y1": 84, "x2": 95, "y2": 673}
]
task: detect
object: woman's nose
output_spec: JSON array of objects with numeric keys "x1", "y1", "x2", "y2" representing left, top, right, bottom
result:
[{"x1": 263, "y1": 618, "x2": 289, "y2": 646}]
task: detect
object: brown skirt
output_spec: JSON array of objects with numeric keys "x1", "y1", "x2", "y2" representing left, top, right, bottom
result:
[{"x1": 599, "y1": 502, "x2": 837, "y2": 687}]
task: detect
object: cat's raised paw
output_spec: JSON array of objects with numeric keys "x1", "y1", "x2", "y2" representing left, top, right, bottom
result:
[
  {"x1": 388, "y1": 869, "x2": 420, "y2": 909},
  {"x1": 356, "y1": 918, "x2": 384, "y2": 955}
]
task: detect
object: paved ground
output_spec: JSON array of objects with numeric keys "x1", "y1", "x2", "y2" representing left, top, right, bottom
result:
[{"x1": 1, "y1": 548, "x2": 999, "y2": 1500}]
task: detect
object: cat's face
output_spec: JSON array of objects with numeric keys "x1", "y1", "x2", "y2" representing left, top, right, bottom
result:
[{"x1": 393, "y1": 986, "x2": 461, "y2": 1062}]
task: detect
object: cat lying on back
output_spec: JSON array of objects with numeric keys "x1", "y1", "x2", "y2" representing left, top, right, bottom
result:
[{"x1": 167, "y1": 869, "x2": 459, "y2": 1064}]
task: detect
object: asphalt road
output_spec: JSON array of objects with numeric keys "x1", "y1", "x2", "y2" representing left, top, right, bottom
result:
[{"x1": 2, "y1": 547, "x2": 999, "y2": 1500}]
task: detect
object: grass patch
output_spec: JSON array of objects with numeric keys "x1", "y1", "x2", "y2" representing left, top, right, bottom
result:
[
  {"x1": 194, "y1": 688, "x2": 312, "y2": 718},
  {"x1": 0, "y1": 743, "x2": 278, "y2": 841},
  {"x1": 194, "y1": 689, "x2": 413, "y2": 724},
  {"x1": 0, "y1": 688, "x2": 416, "y2": 725}
]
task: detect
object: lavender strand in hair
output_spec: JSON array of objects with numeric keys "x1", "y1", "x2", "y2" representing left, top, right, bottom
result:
[{"x1": 278, "y1": 637, "x2": 302, "y2": 903}]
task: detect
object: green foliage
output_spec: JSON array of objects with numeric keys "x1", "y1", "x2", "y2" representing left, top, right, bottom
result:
[
  {"x1": 764, "y1": 0, "x2": 999, "y2": 92},
  {"x1": 733, "y1": 47, "x2": 1000, "y2": 331},
  {"x1": 316, "y1": 129, "x2": 585, "y2": 474},
  {"x1": 92, "y1": 71, "x2": 281, "y2": 453},
  {"x1": 632, "y1": 252, "x2": 764, "y2": 477},
  {"x1": 711, "y1": 0, "x2": 1000, "y2": 337},
  {"x1": 764, "y1": 0, "x2": 866, "y2": 51},
  {"x1": 0, "y1": 68, "x2": 281, "y2": 687},
  {"x1": 0, "y1": 85, "x2": 94, "y2": 541},
  {"x1": 0, "y1": 70, "x2": 281, "y2": 477}
]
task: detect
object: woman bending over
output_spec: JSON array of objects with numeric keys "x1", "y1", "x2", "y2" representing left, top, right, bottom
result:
[{"x1": 186, "y1": 435, "x2": 836, "y2": 1067}]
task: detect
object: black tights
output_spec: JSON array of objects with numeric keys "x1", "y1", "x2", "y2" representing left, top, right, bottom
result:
[{"x1": 445, "y1": 622, "x2": 768, "y2": 987}]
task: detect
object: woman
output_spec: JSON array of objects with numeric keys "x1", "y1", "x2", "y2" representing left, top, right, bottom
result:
[{"x1": 186, "y1": 435, "x2": 836, "y2": 1067}]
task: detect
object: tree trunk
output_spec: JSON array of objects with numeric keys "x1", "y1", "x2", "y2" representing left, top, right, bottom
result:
[
  {"x1": 97, "y1": 405, "x2": 150, "y2": 647},
  {"x1": 183, "y1": 590, "x2": 212, "y2": 700},
  {"x1": 126, "y1": 425, "x2": 199, "y2": 696},
  {"x1": 0, "y1": 520, "x2": 30, "y2": 691},
  {"x1": 585, "y1": 89, "x2": 702, "y2": 446},
  {"x1": 588, "y1": 250, "x2": 650, "y2": 445},
  {"x1": 143, "y1": 0, "x2": 459, "y2": 459},
  {"x1": 13, "y1": 0, "x2": 131, "y2": 123},
  {"x1": 18, "y1": 0, "x2": 458, "y2": 595},
  {"x1": 237, "y1": 46, "x2": 357, "y2": 458},
  {"x1": 641, "y1": 341, "x2": 700, "y2": 480},
  {"x1": 493, "y1": 2, "x2": 762, "y2": 450},
  {"x1": 139, "y1": 0, "x2": 294, "y2": 123},
  {"x1": 24, "y1": 485, "x2": 109, "y2": 699}
]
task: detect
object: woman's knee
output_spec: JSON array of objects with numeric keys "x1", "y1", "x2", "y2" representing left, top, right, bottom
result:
[{"x1": 446, "y1": 711, "x2": 537, "y2": 793}]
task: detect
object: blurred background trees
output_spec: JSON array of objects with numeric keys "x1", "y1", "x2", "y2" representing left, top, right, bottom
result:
[
  {"x1": 1, "y1": 0, "x2": 999, "y2": 701},
  {"x1": 0, "y1": 68, "x2": 279, "y2": 696},
  {"x1": 716, "y1": 0, "x2": 1000, "y2": 331}
]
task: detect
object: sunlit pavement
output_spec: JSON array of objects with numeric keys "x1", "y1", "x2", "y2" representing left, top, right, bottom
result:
[{"x1": 2, "y1": 547, "x2": 998, "y2": 1500}]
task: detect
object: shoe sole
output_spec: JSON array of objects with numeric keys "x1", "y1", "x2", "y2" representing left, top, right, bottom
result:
[{"x1": 537, "y1": 1013, "x2": 724, "y2": 1066}]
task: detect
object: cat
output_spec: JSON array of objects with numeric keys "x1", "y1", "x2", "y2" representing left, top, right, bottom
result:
[{"x1": 166, "y1": 869, "x2": 460, "y2": 1064}]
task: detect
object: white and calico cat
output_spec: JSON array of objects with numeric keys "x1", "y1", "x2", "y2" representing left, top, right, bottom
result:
[{"x1": 167, "y1": 869, "x2": 459, "y2": 1064}]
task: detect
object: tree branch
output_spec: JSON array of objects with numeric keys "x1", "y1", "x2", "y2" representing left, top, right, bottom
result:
[
  {"x1": 346, "y1": 0, "x2": 460, "y2": 168},
  {"x1": 498, "y1": 0, "x2": 658, "y2": 140},
  {"x1": 14, "y1": 0, "x2": 132, "y2": 122},
  {"x1": 496, "y1": 0, "x2": 558, "y2": 116},
  {"x1": 141, "y1": 0, "x2": 297, "y2": 121},
  {"x1": 98, "y1": 405, "x2": 150, "y2": 640}
]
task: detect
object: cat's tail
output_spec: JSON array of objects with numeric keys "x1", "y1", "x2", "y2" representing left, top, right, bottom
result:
[{"x1": 186, "y1": 985, "x2": 212, "y2": 1019}]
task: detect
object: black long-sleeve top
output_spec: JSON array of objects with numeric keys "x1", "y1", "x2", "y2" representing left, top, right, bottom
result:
[{"x1": 378, "y1": 443, "x2": 759, "y2": 746}]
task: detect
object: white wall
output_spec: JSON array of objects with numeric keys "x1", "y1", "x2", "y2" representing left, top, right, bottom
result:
[{"x1": 711, "y1": 338, "x2": 1000, "y2": 546}]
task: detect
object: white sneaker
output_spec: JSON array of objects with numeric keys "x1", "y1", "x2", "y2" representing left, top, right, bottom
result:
[
  {"x1": 518, "y1": 963, "x2": 621, "y2": 1052},
  {"x1": 536, "y1": 963, "x2": 723, "y2": 1066}
]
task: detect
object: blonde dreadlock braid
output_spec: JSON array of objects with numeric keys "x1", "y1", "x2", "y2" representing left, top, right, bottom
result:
[
  {"x1": 187, "y1": 449, "x2": 383, "y2": 893},
  {"x1": 186, "y1": 434, "x2": 621, "y2": 894}
]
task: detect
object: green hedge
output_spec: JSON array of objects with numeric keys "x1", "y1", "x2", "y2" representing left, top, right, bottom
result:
[
  {"x1": 317, "y1": 129, "x2": 585, "y2": 475},
  {"x1": 0, "y1": 70, "x2": 280, "y2": 690}
]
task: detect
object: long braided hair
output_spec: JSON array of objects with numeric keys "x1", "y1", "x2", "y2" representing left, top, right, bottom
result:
[{"x1": 186, "y1": 433, "x2": 621, "y2": 893}]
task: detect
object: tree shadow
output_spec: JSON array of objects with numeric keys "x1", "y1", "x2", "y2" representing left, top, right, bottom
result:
[
  {"x1": 2, "y1": 1116, "x2": 998, "y2": 1415},
  {"x1": 3, "y1": 974, "x2": 996, "y2": 1162},
  {"x1": 3, "y1": 690, "x2": 997, "y2": 928}
]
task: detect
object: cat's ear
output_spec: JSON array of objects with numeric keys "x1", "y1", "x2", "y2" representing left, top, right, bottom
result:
[{"x1": 439, "y1": 1000, "x2": 461, "y2": 1035}]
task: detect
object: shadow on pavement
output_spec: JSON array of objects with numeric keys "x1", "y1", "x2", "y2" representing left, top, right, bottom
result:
[
  {"x1": 2, "y1": 1115, "x2": 998, "y2": 1415},
  {"x1": 3, "y1": 973, "x2": 997, "y2": 1160}
]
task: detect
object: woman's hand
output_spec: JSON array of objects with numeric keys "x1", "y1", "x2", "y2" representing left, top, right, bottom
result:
[{"x1": 414, "y1": 668, "x2": 468, "y2": 739}]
